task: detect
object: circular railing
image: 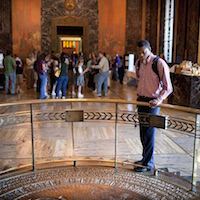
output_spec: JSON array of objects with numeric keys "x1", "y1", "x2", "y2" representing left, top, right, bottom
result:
[{"x1": 0, "y1": 98, "x2": 200, "y2": 197}]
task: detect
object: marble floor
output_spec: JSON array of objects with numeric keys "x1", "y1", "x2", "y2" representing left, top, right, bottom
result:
[{"x1": 0, "y1": 78, "x2": 199, "y2": 185}]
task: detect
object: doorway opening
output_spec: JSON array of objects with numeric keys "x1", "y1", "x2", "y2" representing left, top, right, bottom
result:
[
  {"x1": 57, "y1": 26, "x2": 83, "y2": 55},
  {"x1": 51, "y1": 16, "x2": 89, "y2": 56}
]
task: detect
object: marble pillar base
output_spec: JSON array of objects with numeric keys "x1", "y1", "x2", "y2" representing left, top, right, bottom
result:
[{"x1": 169, "y1": 73, "x2": 200, "y2": 109}]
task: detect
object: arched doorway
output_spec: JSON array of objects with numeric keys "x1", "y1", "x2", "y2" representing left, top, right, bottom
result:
[{"x1": 51, "y1": 16, "x2": 89, "y2": 56}]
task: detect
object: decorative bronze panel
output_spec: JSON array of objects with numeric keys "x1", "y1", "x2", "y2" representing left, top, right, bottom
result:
[
  {"x1": 66, "y1": 110, "x2": 84, "y2": 122},
  {"x1": 149, "y1": 114, "x2": 167, "y2": 129}
]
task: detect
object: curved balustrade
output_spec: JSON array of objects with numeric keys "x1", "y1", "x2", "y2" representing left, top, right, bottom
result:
[{"x1": 0, "y1": 99, "x2": 199, "y2": 196}]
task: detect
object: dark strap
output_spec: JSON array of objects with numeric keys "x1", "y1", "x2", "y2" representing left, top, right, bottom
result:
[
  {"x1": 137, "y1": 60, "x2": 141, "y2": 71},
  {"x1": 152, "y1": 56, "x2": 160, "y2": 81}
]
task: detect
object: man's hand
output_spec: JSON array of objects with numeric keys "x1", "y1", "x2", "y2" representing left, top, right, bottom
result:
[{"x1": 149, "y1": 99, "x2": 162, "y2": 107}]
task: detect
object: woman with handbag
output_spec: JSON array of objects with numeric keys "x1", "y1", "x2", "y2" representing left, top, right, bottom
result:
[{"x1": 56, "y1": 52, "x2": 69, "y2": 99}]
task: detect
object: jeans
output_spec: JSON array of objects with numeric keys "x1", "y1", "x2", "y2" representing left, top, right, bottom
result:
[
  {"x1": 5, "y1": 72, "x2": 16, "y2": 94},
  {"x1": 97, "y1": 71, "x2": 109, "y2": 95},
  {"x1": 56, "y1": 75, "x2": 69, "y2": 98},
  {"x1": 138, "y1": 105, "x2": 160, "y2": 168},
  {"x1": 39, "y1": 74, "x2": 47, "y2": 99}
]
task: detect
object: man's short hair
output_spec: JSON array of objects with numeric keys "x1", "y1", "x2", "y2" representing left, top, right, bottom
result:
[
  {"x1": 137, "y1": 40, "x2": 150, "y2": 48},
  {"x1": 6, "y1": 50, "x2": 11, "y2": 56}
]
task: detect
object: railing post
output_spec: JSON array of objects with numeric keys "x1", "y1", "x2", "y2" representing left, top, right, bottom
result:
[
  {"x1": 30, "y1": 104, "x2": 35, "y2": 171},
  {"x1": 192, "y1": 113, "x2": 200, "y2": 192},
  {"x1": 115, "y1": 103, "x2": 118, "y2": 169},
  {"x1": 71, "y1": 102, "x2": 75, "y2": 157}
]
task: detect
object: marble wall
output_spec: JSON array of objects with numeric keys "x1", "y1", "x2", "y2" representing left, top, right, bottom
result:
[
  {"x1": 190, "y1": 76, "x2": 200, "y2": 108},
  {"x1": 169, "y1": 74, "x2": 200, "y2": 109},
  {"x1": 125, "y1": 0, "x2": 142, "y2": 55},
  {"x1": 41, "y1": 0, "x2": 98, "y2": 54},
  {"x1": 125, "y1": 0, "x2": 161, "y2": 57},
  {"x1": 185, "y1": 0, "x2": 199, "y2": 63},
  {"x1": 176, "y1": 0, "x2": 187, "y2": 63},
  {"x1": 176, "y1": 0, "x2": 199, "y2": 63},
  {"x1": 0, "y1": 0, "x2": 12, "y2": 53},
  {"x1": 145, "y1": 0, "x2": 158, "y2": 54}
]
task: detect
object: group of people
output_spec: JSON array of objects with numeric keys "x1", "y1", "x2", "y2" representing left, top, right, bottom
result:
[
  {"x1": 3, "y1": 40, "x2": 173, "y2": 174},
  {"x1": 3, "y1": 49, "x2": 40, "y2": 95},
  {"x1": 36, "y1": 51, "x2": 115, "y2": 99},
  {"x1": 3, "y1": 50, "x2": 24, "y2": 95},
  {"x1": 33, "y1": 50, "x2": 125, "y2": 99},
  {"x1": 3, "y1": 49, "x2": 125, "y2": 99},
  {"x1": 3, "y1": 47, "x2": 127, "y2": 99}
]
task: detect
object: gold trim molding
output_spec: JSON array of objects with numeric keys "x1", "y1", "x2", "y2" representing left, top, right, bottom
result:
[{"x1": 51, "y1": 16, "x2": 89, "y2": 56}]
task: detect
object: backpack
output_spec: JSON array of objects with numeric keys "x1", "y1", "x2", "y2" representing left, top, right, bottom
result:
[
  {"x1": 137, "y1": 56, "x2": 161, "y2": 81},
  {"x1": 33, "y1": 60, "x2": 37, "y2": 71}
]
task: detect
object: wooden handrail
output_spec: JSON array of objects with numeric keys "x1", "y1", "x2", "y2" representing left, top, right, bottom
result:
[{"x1": 0, "y1": 98, "x2": 200, "y2": 114}]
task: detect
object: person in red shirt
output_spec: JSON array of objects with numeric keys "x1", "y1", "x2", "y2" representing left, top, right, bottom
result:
[{"x1": 134, "y1": 40, "x2": 173, "y2": 172}]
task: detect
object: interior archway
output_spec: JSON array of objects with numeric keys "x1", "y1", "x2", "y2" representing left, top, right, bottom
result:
[{"x1": 51, "y1": 16, "x2": 89, "y2": 56}]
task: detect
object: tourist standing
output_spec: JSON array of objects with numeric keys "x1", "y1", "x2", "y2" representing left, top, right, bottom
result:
[
  {"x1": 56, "y1": 53, "x2": 69, "y2": 99},
  {"x1": 37, "y1": 53, "x2": 48, "y2": 99},
  {"x1": 26, "y1": 53, "x2": 35, "y2": 89},
  {"x1": 4, "y1": 50, "x2": 16, "y2": 94},
  {"x1": 91, "y1": 52, "x2": 109, "y2": 97},
  {"x1": 76, "y1": 60, "x2": 88, "y2": 98},
  {"x1": 134, "y1": 40, "x2": 173, "y2": 172}
]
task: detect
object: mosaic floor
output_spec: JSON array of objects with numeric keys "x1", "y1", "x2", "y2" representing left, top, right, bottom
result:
[{"x1": 0, "y1": 166, "x2": 199, "y2": 199}]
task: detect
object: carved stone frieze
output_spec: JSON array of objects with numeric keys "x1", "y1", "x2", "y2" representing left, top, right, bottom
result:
[{"x1": 41, "y1": 0, "x2": 98, "y2": 55}]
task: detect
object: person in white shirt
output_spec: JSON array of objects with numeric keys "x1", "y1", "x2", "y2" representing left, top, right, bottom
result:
[{"x1": 76, "y1": 60, "x2": 88, "y2": 98}]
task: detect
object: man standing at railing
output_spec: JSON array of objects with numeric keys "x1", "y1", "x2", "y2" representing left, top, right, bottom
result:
[{"x1": 135, "y1": 40, "x2": 173, "y2": 172}]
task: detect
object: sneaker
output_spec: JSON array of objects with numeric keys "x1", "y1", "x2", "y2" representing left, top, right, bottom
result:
[
  {"x1": 51, "y1": 91, "x2": 56, "y2": 96},
  {"x1": 16, "y1": 87, "x2": 19, "y2": 93},
  {"x1": 104, "y1": 93, "x2": 107, "y2": 97},
  {"x1": 95, "y1": 93, "x2": 101, "y2": 97},
  {"x1": 59, "y1": 90, "x2": 62, "y2": 97},
  {"x1": 62, "y1": 96, "x2": 65, "y2": 99},
  {"x1": 45, "y1": 93, "x2": 50, "y2": 98},
  {"x1": 19, "y1": 89, "x2": 24, "y2": 93},
  {"x1": 72, "y1": 91, "x2": 76, "y2": 97},
  {"x1": 92, "y1": 89, "x2": 97, "y2": 94},
  {"x1": 78, "y1": 93, "x2": 84, "y2": 98},
  {"x1": 40, "y1": 96, "x2": 47, "y2": 99},
  {"x1": 56, "y1": 97, "x2": 59, "y2": 99},
  {"x1": 33, "y1": 83, "x2": 37, "y2": 88}
]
